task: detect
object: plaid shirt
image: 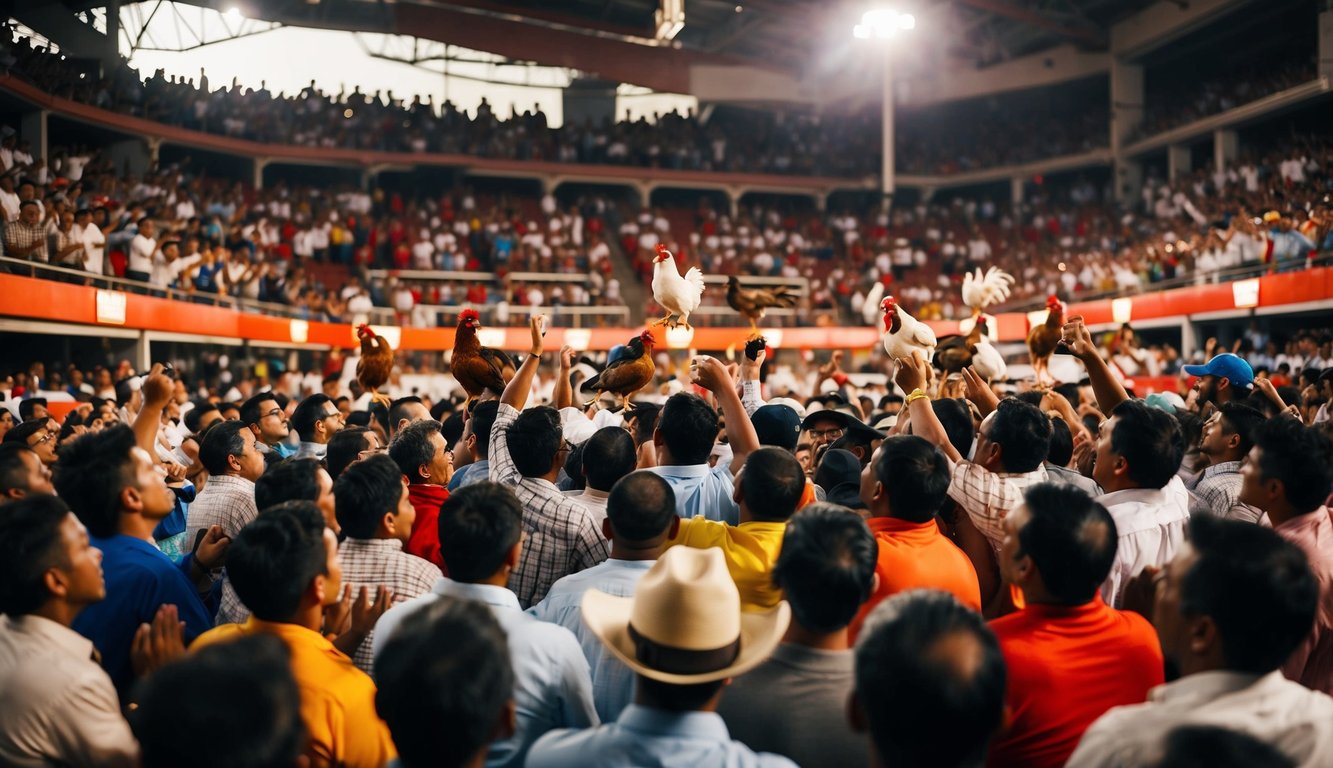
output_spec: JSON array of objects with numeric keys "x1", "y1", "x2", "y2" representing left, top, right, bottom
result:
[
  {"x1": 1188, "y1": 461, "x2": 1264, "y2": 524},
  {"x1": 491, "y1": 403, "x2": 610, "y2": 608},
  {"x1": 948, "y1": 460, "x2": 1049, "y2": 549},
  {"x1": 3, "y1": 219, "x2": 48, "y2": 262},
  {"x1": 187, "y1": 475, "x2": 258, "y2": 627},
  {"x1": 338, "y1": 538, "x2": 441, "y2": 674}
]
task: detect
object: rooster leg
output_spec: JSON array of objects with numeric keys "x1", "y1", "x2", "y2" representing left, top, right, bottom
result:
[
  {"x1": 651, "y1": 312, "x2": 674, "y2": 328},
  {"x1": 746, "y1": 317, "x2": 761, "y2": 340}
]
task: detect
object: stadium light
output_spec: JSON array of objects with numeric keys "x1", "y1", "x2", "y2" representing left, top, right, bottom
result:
[{"x1": 853, "y1": 9, "x2": 916, "y2": 39}]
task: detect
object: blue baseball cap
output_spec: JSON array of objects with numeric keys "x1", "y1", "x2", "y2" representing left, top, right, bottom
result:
[
  {"x1": 1182, "y1": 353, "x2": 1254, "y2": 389},
  {"x1": 751, "y1": 404, "x2": 803, "y2": 452}
]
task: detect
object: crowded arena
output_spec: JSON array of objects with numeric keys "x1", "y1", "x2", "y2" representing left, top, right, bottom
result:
[{"x1": 1, "y1": 0, "x2": 1333, "y2": 766}]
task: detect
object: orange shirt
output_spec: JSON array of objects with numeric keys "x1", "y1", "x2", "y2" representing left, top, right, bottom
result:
[
  {"x1": 849, "y1": 516, "x2": 982, "y2": 643},
  {"x1": 986, "y1": 597, "x2": 1164, "y2": 768},
  {"x1": 192, "y1": 619, "x2": 397, "y2": 768}
]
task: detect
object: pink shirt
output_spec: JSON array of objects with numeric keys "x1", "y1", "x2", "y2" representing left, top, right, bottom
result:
[{"x1": 1275, "y1": 508, "x2": 1333, "y2": 695}]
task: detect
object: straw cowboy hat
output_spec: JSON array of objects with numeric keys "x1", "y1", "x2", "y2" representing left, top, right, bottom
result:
[{"x1": 581, "y1": 547, "x2": 790, "y2": 685}]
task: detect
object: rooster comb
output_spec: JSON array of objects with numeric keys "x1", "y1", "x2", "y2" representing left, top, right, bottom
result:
[
  {"x1": 459, "y1": 308, "x2": 480, "y2": 323},
  {"x1": 654, "y1": 243, "x2": 670, "y2": 257},
  {"x1": 356, "y1": 323, "x2": 371, "y2": 337},
  {"x1": 639, "y1": 330, "x2": 656, "y2": 345}
]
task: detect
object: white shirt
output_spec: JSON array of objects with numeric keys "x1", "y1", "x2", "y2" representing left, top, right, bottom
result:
[
  {"x1": 1068, "y1": 671, "x2": 1333, "y2": 768},
  {"x1": 374, "y1": 578, "x2": 599, "y2": 768},
  {"x1": 128, "y1": 233, "x2": 157, "y2": 276},
  {"x1": 73, "y1": 223, "x2": 106, "y2": 274},
  {"x1": 1097, "y1": 482, "x2": 1189, "y2": 608},
  {"x1": 0, "y1": 615, "x2": 138, "y2": 768}
]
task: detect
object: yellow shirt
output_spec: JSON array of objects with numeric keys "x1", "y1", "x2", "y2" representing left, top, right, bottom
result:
[
  {"x1": 192, "y1": 619, "x2": 397, "y2": 768},
  {"x1": 668, "y1": 517, "x2": 787, "y2": 612}
]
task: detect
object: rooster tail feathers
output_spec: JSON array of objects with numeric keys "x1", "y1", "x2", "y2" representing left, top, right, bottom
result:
[
  {"x1": 862, "y1": 280, "x2": 886, "y2": 325},
  {"x1": 683, "y1": 266, "x2": 706, "y2": 295}
]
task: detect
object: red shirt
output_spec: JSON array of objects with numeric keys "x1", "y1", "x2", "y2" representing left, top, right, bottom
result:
[
  {"x1": 848, "y1": 516, "x2": 982, "y2": 643},
  {"x1": 987, "y1": 597, "x2": 1163, "y2": 768},
  {"x1": 405, "y1": 483, "x2": 449, "y2": 575}
]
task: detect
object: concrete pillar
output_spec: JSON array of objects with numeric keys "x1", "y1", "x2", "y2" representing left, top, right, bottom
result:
[
  {"x1": 254, "y1": 158, "x2": 268, "y2": 190},
  {"x1": 881, "y1": 55, "x2": 895, "y2": 204},
  {"x1": 1167, "y1": 144, "x2": 1191, "y2": 182},
  {"x1": 726, "y1": 188, "x2": 741, "y2": 219},
  {"x1": 1010, "y1": 176, "x2": 1025, "y2": 206},
  {"x1": 19, "y1": 110, "x2": 47, "y2": 163},
  {"x1": 813, "y1": 191, "x2": 829, "y2": 212},
  {"x1": 1214, "y1": 129, "x2": 1239, "y2": 172},
  {"x1": 133, "y1": 331, "x2": 151, "y2": 374},
  {"x1": 145, "y1": 137, "x2": 161, "y2": 169},
  {"x1": 1320, "y1": 10, "x2": 1333, "y2": 79},
  {"x1": 1111, "y1": 58, "x2": 1145, "y2": 204},
  {"x1": 107, "y1": 138, "x2": 151, "y2": 178}
]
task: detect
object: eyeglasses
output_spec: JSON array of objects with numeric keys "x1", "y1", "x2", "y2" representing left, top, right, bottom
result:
[
  {"x1": 557, "y1": 439, "x2": 574, "y2": 454},
  {"x1": 807, "y1": 427, "x2": 845, "y2": 440},
  {"x1": 321, "y1": 410, "x2": 343, "y2": 421},
  {"x1": 29, "y1": 431, "x2": 55, "y2": 447},
  {"x1": 261, "y1": 407, "x2": 284, "y2": 419}
]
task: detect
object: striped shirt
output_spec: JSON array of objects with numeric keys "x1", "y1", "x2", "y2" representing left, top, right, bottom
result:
[
  {"x1": 336, "y1": 538, "x2": 441, "y2": 674},
  {"x1": 948, "y1": 460, "x2": 1050, "y2": 549},
  {"x1": 1189, "y1": 461, "x2": 1263, "y2": 524},
  {"x1": 491, "y1": 403, "x2": 610, "y2": 608}
]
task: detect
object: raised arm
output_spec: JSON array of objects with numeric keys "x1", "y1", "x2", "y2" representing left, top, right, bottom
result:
[
  {"x1": 500, "y1": 315, "x2": 547, "y2": 411},
  {"x1": 694, "y1": 357, "x2": 760, "y2": 475},
  {"x1": 133, "y1": 364, "x2": 173, "y2": 456},
  {"x1": 1062, "y1": 316, "x2": 1129, "y2": 414},
  {"x1": 553, "y1": 345, "x2": 574, "y2": 411},
  {"x1": 895, "y1": 351, "x2": 962, "y2": 464}
]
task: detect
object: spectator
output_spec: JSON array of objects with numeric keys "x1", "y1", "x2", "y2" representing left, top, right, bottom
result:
[
  {"x1": 388, "y1": 418, "x2": 453, "y2": 572},
  {"x1": 1184, "y1": 353, "x2": 1255, "y2": 409},
  {"x1": 373, "y1": 482, "x2": 598, "y2": 768},
  {"x1": 1190, "y1": 403, "x2": 1265, "y2": 522},
  {"x1": 240, "y1": 392, "x2": 296, "y2": 460},
  {"x1": 564, "y1": 426, "x2": 638, "y2": 524},
  {"x1": 448, "y1": 400, "x2": 498, "y2": 490},
  {"x1": 291, "y1": 393, "x2": 344, "y2": 460},
  {"x1": 0, "y1": 442, "x2": 54, "y2": 503},
  {"x1": 325, "y1": 425, "x2": 380, "y2": 481},
  {"x1": 717, "y1": 503, "x2": 875, "y2": 767}
]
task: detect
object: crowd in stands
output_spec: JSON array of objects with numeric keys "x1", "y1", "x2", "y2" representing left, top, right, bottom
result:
[
  {"x1": 0, "y1": 119, "x2": 629, "y2": 325},
  {"x1": 1134, "y1": 59, "x2": 1317, "y2": 142},
  {"x1": 1, "y1": 306, "x2": 1332, "y2": 768},
  {"x1": 636, "y1": 134, "x2": 1333, "y2": 328}
]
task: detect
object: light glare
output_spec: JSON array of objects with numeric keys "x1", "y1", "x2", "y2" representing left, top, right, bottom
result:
[{"x1": 854, "y1": 9, "x2": 916, "y2": 39}]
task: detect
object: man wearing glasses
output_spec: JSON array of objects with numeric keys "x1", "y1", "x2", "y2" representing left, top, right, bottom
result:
[
  {"x1": 240, "y1": 392, "x2": 296, "y2": 460},
  {"x1": 4, "y1": 421, "x2": 58, "y2": 467},
  {"x1": 290, "y1": 394, "x2": 345, "y2": 461}
]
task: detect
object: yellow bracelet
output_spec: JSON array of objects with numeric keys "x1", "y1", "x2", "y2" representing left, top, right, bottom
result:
[{"x1": 904, "y1": 389, "x2": 929, "y2": 406}]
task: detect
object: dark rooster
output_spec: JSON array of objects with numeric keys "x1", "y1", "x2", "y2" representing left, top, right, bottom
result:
[
  {"x1": 584, "y1": 331, "x2": 657, "y2": 411},
  {"x1": 726, "y1": 276, "x2": 800, "y2": 338},
  {"x1": 1026, "y1": 295, "x2": 1066, "y2": 386},
  {"x1": 355, "y1": 324, "x2": 394, "y2": 407},
  {"x1": 932, "y1": 317, "x2": 1007, "y2": 381},
  {"x1": 451, "y1": 309, "x2": 515, "y2": 400}
]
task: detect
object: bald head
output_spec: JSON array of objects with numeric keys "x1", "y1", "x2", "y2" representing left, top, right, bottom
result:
[{"x1": 606, "y1": 471, "x2": 676, "y2": 543}]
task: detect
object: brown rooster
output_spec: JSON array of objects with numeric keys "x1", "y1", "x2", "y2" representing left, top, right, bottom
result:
[
  {"x1": 355, "y1": 324, "x2": 394, "y2": 407},
  {"x1": 934, "y1": 318, "x2": 988, "y2": 375},
  {"x1": 583, "y1": 330, "x2": 656, "y2": 411},
  {"x1": 1026, "y1": 295, "x2": 1066, "y2": 386},
  {"x1": 726, "y1": 276, "x2": 800, "y2": 338},
  {"x1": 451, "y1": 309, "x2": 515, "y2": 400}
]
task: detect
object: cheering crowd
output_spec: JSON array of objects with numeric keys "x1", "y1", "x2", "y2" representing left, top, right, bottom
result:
[{"x1": 0, "y1": 306, "x2": 1332, "y2": 767}]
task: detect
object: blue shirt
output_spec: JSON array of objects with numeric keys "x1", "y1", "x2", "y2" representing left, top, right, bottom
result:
[
  {"x1": 527, "y1": 705, "x2": 797, "y2": 768},
  {"x1": 448, "y1": 459, "x2": 490, "y2": 491},
  {"x1": 72, "y1": 535, "x2": 214, "y2": 699},
  {"x1": 373, "y1": 578, "x2": 598, "y2": 768},
  {"x1": 528, "y1": 559, "x2": 653, "y2": 723},
  {"x1": 647, "y1": 463, "x2": 739, "y2": 526}
]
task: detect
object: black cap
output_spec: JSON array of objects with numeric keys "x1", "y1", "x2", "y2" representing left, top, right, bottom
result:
[
  {"x1": 800, "y1": 409, "x2": 887, "y2": 443},
  {"x1": 751, "y1": 404, "x2": 802, "y2": 452}
]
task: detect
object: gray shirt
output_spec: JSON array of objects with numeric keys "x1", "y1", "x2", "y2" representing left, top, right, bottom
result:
[{"x1": 716, "y1": 642, "x2": 866, "y2": 768}]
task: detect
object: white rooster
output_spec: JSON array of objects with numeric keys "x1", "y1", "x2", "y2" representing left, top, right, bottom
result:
[
  {"x1": 961, "y1": 266, "x2": 1014, "y2": 318},
  {"x1": 651, "y1": 243, "x2": 706, "y2": 330},
  {"x1": 879, "y1": 296, "x2": 937, "y2": 363},
  {"x1": 969, "y1": 318, "x2": 1008, "y2": 382}
]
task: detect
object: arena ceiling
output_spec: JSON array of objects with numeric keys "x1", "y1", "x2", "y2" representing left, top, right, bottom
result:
[{"x1": 48, "y1": 0, "x2": 1163, "y2": 93}]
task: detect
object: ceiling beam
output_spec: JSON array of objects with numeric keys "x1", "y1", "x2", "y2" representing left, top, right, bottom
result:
[{"x1": 955, "y1": 0, "x2": 1106, "y2": 46}]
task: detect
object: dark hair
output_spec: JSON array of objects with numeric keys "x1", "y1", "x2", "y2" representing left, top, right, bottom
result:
[
  {"x1": 1181, "y1": 516, "x2": 1319, "y2": 675},
  {"x1": 636, "y1": 676, "x2": 727, "y2": 712},
  {"x1": 630, "y1": 402, "x2": 661, "y2": 446},
  {"x1": 132, "y1": 635, "x2": 304, "y2": 768},
  {"x1": 1015, "y1": 391, "x2": 1044, "y2": 408},
  {"x1": 507, "y1": 406, "x2": 562, "y2": 478},
  {"x1": 376, "y1": 598, "x2": 514, "y2": 768},
  {"x1": 1215, "y1": 403, "x2": 1265, "y2": 458},
  {"x1": 931, "y1": 399, "x2": 976, "y2": 459},
  {"x1": 739, "y1": 447, "x2": 806, "y2": 522},
  {"x1": 183, "y1": 401, "x2": 219, "y2": 433},
  {"x1": 468, "y1": 401, "x2": 499, "y2": 458},
  {"x1": 0, "y1": 443, "x2": 36, "y2": 499},
  {"x1": 1108, "y1": 400, "x2": 1184, "y2": 489},
  {"x1": 4, "y1": 420, "x2": 48, "y2": 447},
  {"x1": 239, "y1": 392, "x2": 278, "y2": 428},
  {"x1": 389, "y1": 396, "x2": 426, "y2": 437},
  {"x1": 52, "y1": 425, "x2": 137, "y2": 538},
  {"x1": 987, "y1": 398, "x2": 1052, "y2": 473},
  {"x1": 290, "y1": 394, "x2": 334, "y2": 442},
  {"x1": 658, "y1": 393, "x2": 719, "y2": 465},
  {"x1": 227, "y1": 501, "x2": 328, "y2": 622},
  {"x1": 438, "y1": 482, "x2": 522, "y2": 583},
  {"x1": 855, "y1": 591, "x2": 1006, "y2": 768},
  {"x1": 772, "y1": 503, "x2": 876, "y2": 633},
  {"x1": 874, "y1": 435, "x2": 950, "y2": 523},
  {"x1": 326, "y1": 427, "x2": 372, "y2": 480},
  {"x1": 606, "y1": 471, "x2": 677, "y2": 542},
  {"x1": 336, "y1": 454, "x2": 406, "y2": 539},
  {"x1": 440, "y1": 411, "x2": 465, "y2": 451},
  {"x1": 199, "y1": 419, "x2": 249, "y2": 476},
  {"x1": 1047, "y1": 417, "x2": 1073, "y2": 467},
  {"x1": 1250, "y1": 416, "x2": 1333, "y2": 514},
  {"x1": 1156, "y1": 725, "x2": 1296, "y2": 768},
  {"x1": 583, "y1": 427, "x2": 638, "y2": 491},
  {"x1": 256, "y1": 458, "x2": 325, "y2": 511},
  {"x1": 0, "y1": 494, "x2": 71, "y2": 615},
  {"x1": 389, "y1": 419, "x2": 444, "y2": 485},
  {"x1": 1017, "y1": 483, "x2": 1117, "y2": 604}
]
